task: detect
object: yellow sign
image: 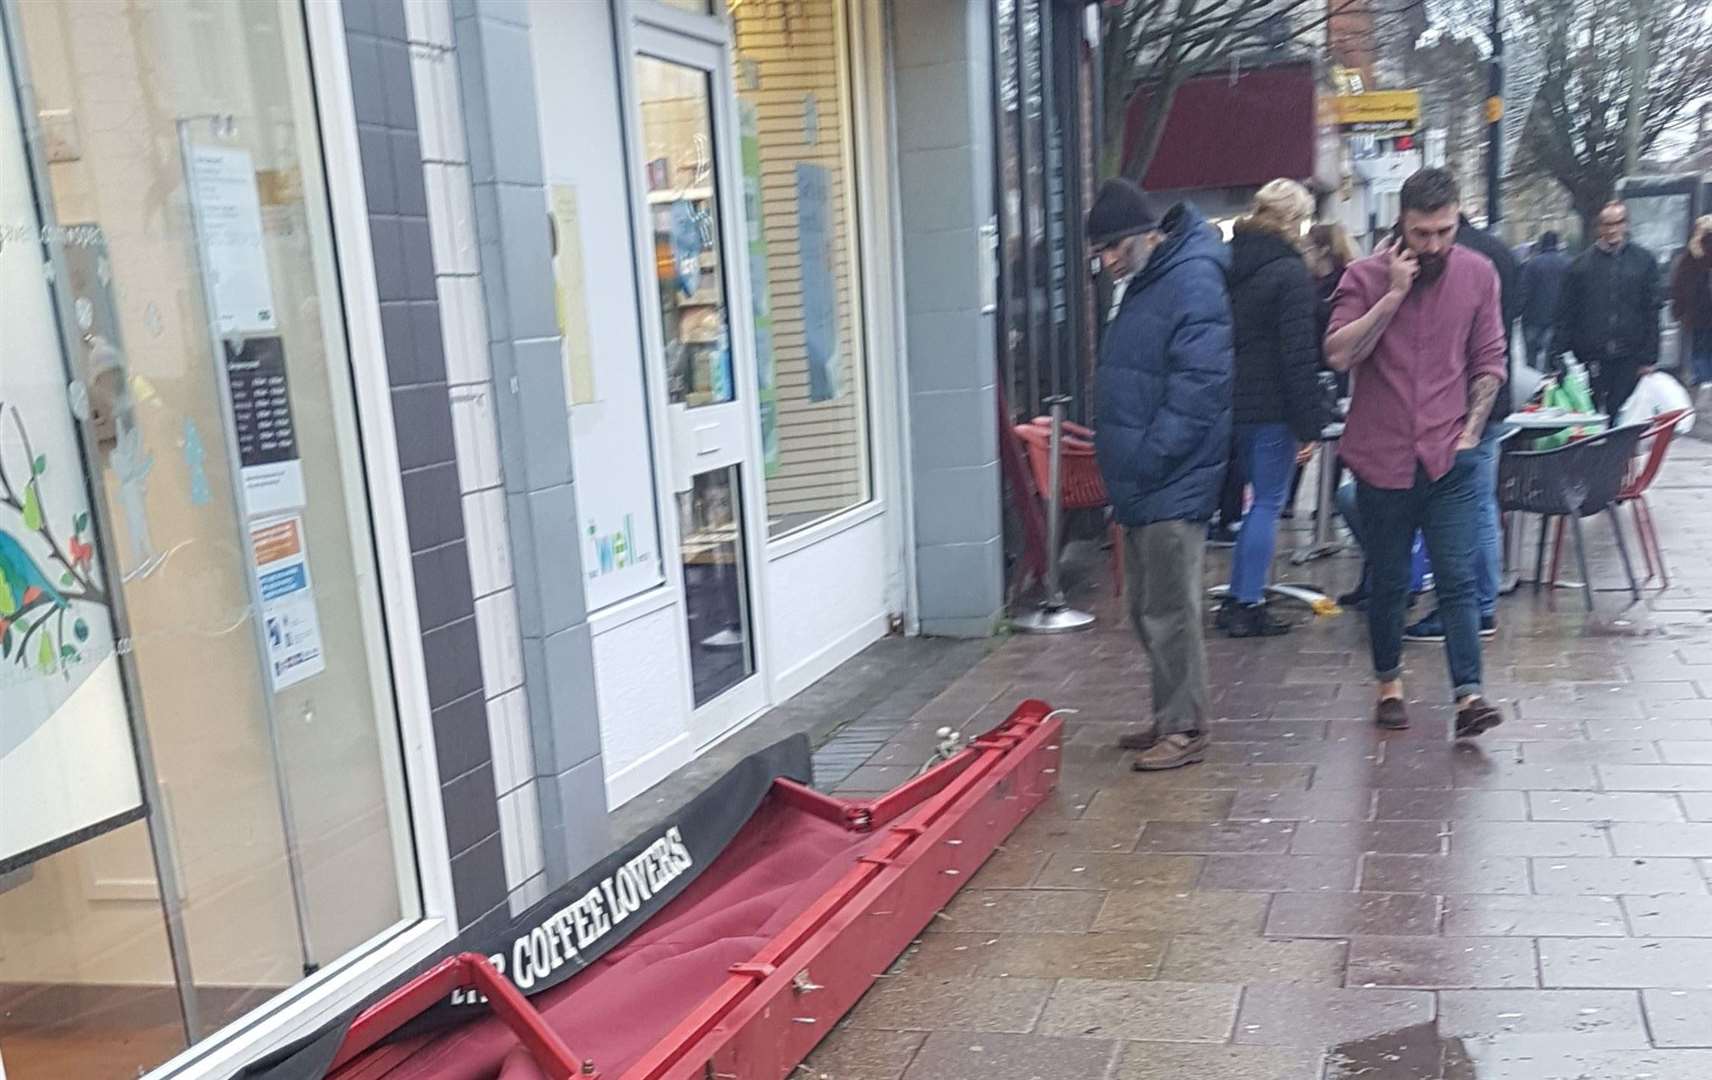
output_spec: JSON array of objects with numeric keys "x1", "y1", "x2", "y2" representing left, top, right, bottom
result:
[
  {"x1": 1485, "y1": 96, "x2": 1504, "y2": 123},
  {"x1": 1331, "y1": 90, "x2": 1421, "y2": 134}
]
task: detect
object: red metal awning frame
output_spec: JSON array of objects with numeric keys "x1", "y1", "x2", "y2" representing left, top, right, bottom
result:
[{"x1": 328, "y1": 700, "x2": 1063, "y2": 1080}]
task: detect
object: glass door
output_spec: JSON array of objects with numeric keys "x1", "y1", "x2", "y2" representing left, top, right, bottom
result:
[{"x1": 630, "y1": 26, "x2": 768, "y2": 746}]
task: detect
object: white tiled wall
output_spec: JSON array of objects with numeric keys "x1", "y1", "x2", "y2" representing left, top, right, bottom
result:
[{"x1": 405, "y1": 0, "x2": 546, "y2": 916}]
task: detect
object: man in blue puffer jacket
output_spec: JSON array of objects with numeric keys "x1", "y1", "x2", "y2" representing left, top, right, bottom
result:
[{"x1": 1089, "y1": 179, "x2": 1234, "y2": 771}]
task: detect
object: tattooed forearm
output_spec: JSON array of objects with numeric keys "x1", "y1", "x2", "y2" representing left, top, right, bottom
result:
[
  {"x1": 1325, "y1": 290, "x2": 1404, "y2": 372},
  {"x1": 1463, "y1": 373, "x2": 1501, "y2": 436}
]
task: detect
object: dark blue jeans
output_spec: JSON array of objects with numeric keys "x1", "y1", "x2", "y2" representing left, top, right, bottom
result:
[
  {"x1": 1468, "y1": 425, "x2": 1507, "y2": 619},
  {"x1": 1692, "y1": 326, "x2": 1712, "y2": 386},
  {"x1": 1230, "y1": 422, "x2": 1299, "y2": 603},
  {"x1": 1356, "y1": 453, "x2": 1484, "y2": 700}
]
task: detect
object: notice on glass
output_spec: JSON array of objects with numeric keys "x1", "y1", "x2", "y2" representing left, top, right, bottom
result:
[
  {"x1": 549, "y1": 184, "x2": 597, "y2": 405},
  {"x1": 796, "y1": 163, "x2": 841, "y2": 402},
  {"x1": 224, "y1": 336, "x2": 305, "y2": 518},
  {"x1": 250, "y1": 515, "x2": 325, "y2": 692},
  {"x1": 185, "y1": 143, "x2": 278, "y2": 336}
]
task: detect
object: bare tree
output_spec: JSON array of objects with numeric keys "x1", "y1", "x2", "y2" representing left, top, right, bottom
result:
[
  {"x1": 1510, "y1": 0, "x2": 1712, "y2": 233},
  {"x1": 1100, "y1": 0, "x2": 1423, "y2": 181}
]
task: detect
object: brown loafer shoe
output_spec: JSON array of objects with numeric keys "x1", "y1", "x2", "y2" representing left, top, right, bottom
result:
[
  {"x1": 1117, "y1": 729, "x2": 1158, "y2": 751},
  {"x1": 1375, "y1": 697, "x2": 1410, "y2": 730},
  {"x1": 1455, "y1": 697, "x2": 1504, "y2": 739},
  {"x1": 1131, "y1": 732, "x2": 1208, "y2": 771}
]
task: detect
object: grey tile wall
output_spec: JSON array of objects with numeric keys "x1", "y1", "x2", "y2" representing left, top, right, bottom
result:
[
  {"x1": 891, "y1": 0, "x2": 1004, "y2": 638},
  {"x1": 450, "y1": 0, "x2": 612, "y2": 887},
  {"x1": 344, "y1": 0, "x2": 503, "y2": 928}
]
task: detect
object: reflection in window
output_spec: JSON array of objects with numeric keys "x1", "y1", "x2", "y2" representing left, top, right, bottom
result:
[
  {"x1": 637, "y1": 57, "x2": 735, "y2": 410},
  {"x1": 731, "y1": 0, "x2": 872, "y2": 538},
  {"x1": 0, "y1": 1, "x2": 419, "y2": 1073},
  {"x1": 677, "y1": 467, "x2": 754, "y2": 706}
]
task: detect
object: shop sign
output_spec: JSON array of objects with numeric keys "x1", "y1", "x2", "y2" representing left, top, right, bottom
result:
[{"x1": 1331, "y1": 89, "x2": 1421, "y2": 135}]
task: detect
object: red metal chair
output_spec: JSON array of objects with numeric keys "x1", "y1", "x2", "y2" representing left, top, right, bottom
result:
[
  {"x1": 1617, "y1": 407, "x2": 1690, "y2": 587},
  {"x1": 1013, "y1": 418, "x2": 1123, "y2": 594}
]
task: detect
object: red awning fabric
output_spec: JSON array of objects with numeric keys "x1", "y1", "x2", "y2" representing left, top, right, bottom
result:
[
  {"x1": 1124, "y1": 61, "x2": 1317, "y2": 191},
  {"x1": 347, "y1": 797, "x2": 887, "y2": 1080}
]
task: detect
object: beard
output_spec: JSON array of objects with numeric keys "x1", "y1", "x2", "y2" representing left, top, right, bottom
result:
[{"x1": 1415, "y1": 250, "x2": 1448, "y2": 286}]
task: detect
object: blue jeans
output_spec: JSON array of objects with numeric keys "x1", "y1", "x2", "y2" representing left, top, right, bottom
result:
[
  {"x1": 1356, "y1": 453, "x2": 1485, "y2": 701},
  {"x1": 1468, "y1": 426, "x2": 1508, "y2": 618},
  {"x1": 1692, "y1": 326, "x2": 1712, "y2": 386},
  {"x1": 1230, "y1": 423, "x2": 1299, "y2": 604}
]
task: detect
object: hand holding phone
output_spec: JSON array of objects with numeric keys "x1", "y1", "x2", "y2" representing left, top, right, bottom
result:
[{"x1": 1387, "y1": 248, "x2": 1420, "y2": 297}]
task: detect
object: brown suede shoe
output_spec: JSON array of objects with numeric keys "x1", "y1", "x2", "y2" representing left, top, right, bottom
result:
[
  {"x1": 1455, "y1": 697, "x2": 1505, "y2": 739},
  {"x1": 1131, "y1": 732, "x2": 1208, "y2": 771},
  {"x1": 1375, "y1": 697, "x2": 1410, "y2": 730},
  {"x1": 1117, "y1": 728, "x2": 1158, "y2": 751}
]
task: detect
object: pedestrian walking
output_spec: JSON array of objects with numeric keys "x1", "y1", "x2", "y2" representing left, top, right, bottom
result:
[
  {"x1": 1087, "y1": 178, "x2": 1233, "y2": 771},
  {"x1": 1306, "y1": 223, "x2": 1358, "y2": 304},
  {"x1": 1324, "y1": 167, "x2": 1507, "y2": 738},
  {"x1": 1554, "y1": 202, "x2": 1663, "y2": 415},
  {"x1": 1517, "y1": 230, "x2": 1570, "y2": 370},
  {"x1": 1284, "y1": 223, "x2": 1358, "y2": 517},
  {"x1": 1220, "y1": 179, "x2": 1328, "y2": 638},
  {"x1": 1403, "y1": 213, "x2": 1517, "y2": 645},
  {"x1": 1670, "y1": 215, "x2": 1712, "y2": 392}
]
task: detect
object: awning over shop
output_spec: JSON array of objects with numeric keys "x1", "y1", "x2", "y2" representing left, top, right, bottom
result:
[{"x1": 1124, "y1": 61, "x2": 1318, "y2": 192}]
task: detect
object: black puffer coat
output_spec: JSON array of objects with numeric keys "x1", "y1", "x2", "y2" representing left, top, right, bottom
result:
[{"x1": 1227, "y1": 222, "x2": 1325, "y2": 442}]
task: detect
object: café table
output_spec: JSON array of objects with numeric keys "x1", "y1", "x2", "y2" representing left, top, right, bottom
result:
[{"x1": 1499, "y1": 410, "x2": 1609, "y2": 591}]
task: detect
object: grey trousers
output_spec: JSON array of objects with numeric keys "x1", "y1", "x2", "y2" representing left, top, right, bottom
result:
[{"x1": 1122, "y1": 520, "x2": 1210, "y2": 737}]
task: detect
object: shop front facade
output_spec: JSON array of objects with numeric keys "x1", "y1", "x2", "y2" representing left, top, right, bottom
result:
[{"x1": 0, "y1": 0, "x2": 1011, "y2": 1076}]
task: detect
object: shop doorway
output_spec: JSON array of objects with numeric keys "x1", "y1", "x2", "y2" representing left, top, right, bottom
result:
[{"x1": 628, "y1": 20, "x2": 770, "y2": 749}]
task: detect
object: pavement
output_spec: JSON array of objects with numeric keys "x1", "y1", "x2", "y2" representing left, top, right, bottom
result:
[{"x1": 801, "y1": 435, "x2": 1712, "y2": 1080}]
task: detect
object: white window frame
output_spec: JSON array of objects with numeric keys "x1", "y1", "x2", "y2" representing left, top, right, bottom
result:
[{"x1": 140, "y1": 2, "x2": 457, "y2": 1074}]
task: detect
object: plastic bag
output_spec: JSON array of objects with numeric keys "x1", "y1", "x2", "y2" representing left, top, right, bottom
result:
[{"x1": 1616, "y1": 371, "x2": 1696, "y2": 434}]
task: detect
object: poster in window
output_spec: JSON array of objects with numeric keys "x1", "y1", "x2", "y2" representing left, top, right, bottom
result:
[
  {"x1": 1, "y1": 79, "x2": 143, "y2": 872},
  {"x1": 796, "y1": 163, "x2": 841, "y2": 402},
  {"x1": 549, "y1": 184, "x2": 597, "y2": 406},
  {"x1": 250, "y1": 515, "x2": 325, "y2": 692},
  {"x1": 739, "y1": 101, "x2": 779, "y2": 476}
]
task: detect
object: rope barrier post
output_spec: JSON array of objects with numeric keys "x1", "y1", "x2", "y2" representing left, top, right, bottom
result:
[{"x1": 1014, "y1": 395, "x2": 1095, "y2": 633}]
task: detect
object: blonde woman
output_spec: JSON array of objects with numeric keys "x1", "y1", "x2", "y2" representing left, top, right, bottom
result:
[
  {"x1": 1670, "y1": 215, "x2": 1712, "y2": 388},
  {"x1": 1219, "y1": 178, "x2": 1329, "y2": 637}
]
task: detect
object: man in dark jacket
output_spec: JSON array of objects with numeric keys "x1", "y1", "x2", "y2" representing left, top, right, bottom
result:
[
  {"x1": 1088, "y1": 179, "x2": 1233, "y2": 771},
  {"x1": 1554, "y1": 202, "x2": 1662, "y2": 414},
  {"x1": 1517, "y1": 230, "x2": 1569, "y2": 369}
]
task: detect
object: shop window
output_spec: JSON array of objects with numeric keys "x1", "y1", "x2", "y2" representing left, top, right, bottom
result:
[
  {"x1": 730, "y1": 0, "x2": 872, "y2": 539},
  {"x1": 0, "y1": 2, "x2": 419, "y2": 1075}
]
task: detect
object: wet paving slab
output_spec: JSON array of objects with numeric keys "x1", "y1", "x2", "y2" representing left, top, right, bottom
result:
[{"x1": 803, "y1": 441, "x2": 1712, "y2": 1078}]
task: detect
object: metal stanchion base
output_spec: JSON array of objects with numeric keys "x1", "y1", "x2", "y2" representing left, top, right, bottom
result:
[{"x1": 1013, "y1": 604, "x2": 1097, "y2": 633}]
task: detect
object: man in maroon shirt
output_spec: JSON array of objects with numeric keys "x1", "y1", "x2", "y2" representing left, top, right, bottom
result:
[{"x1": 1325, "y1": 168, "x2": 1507, "y2": 738}]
